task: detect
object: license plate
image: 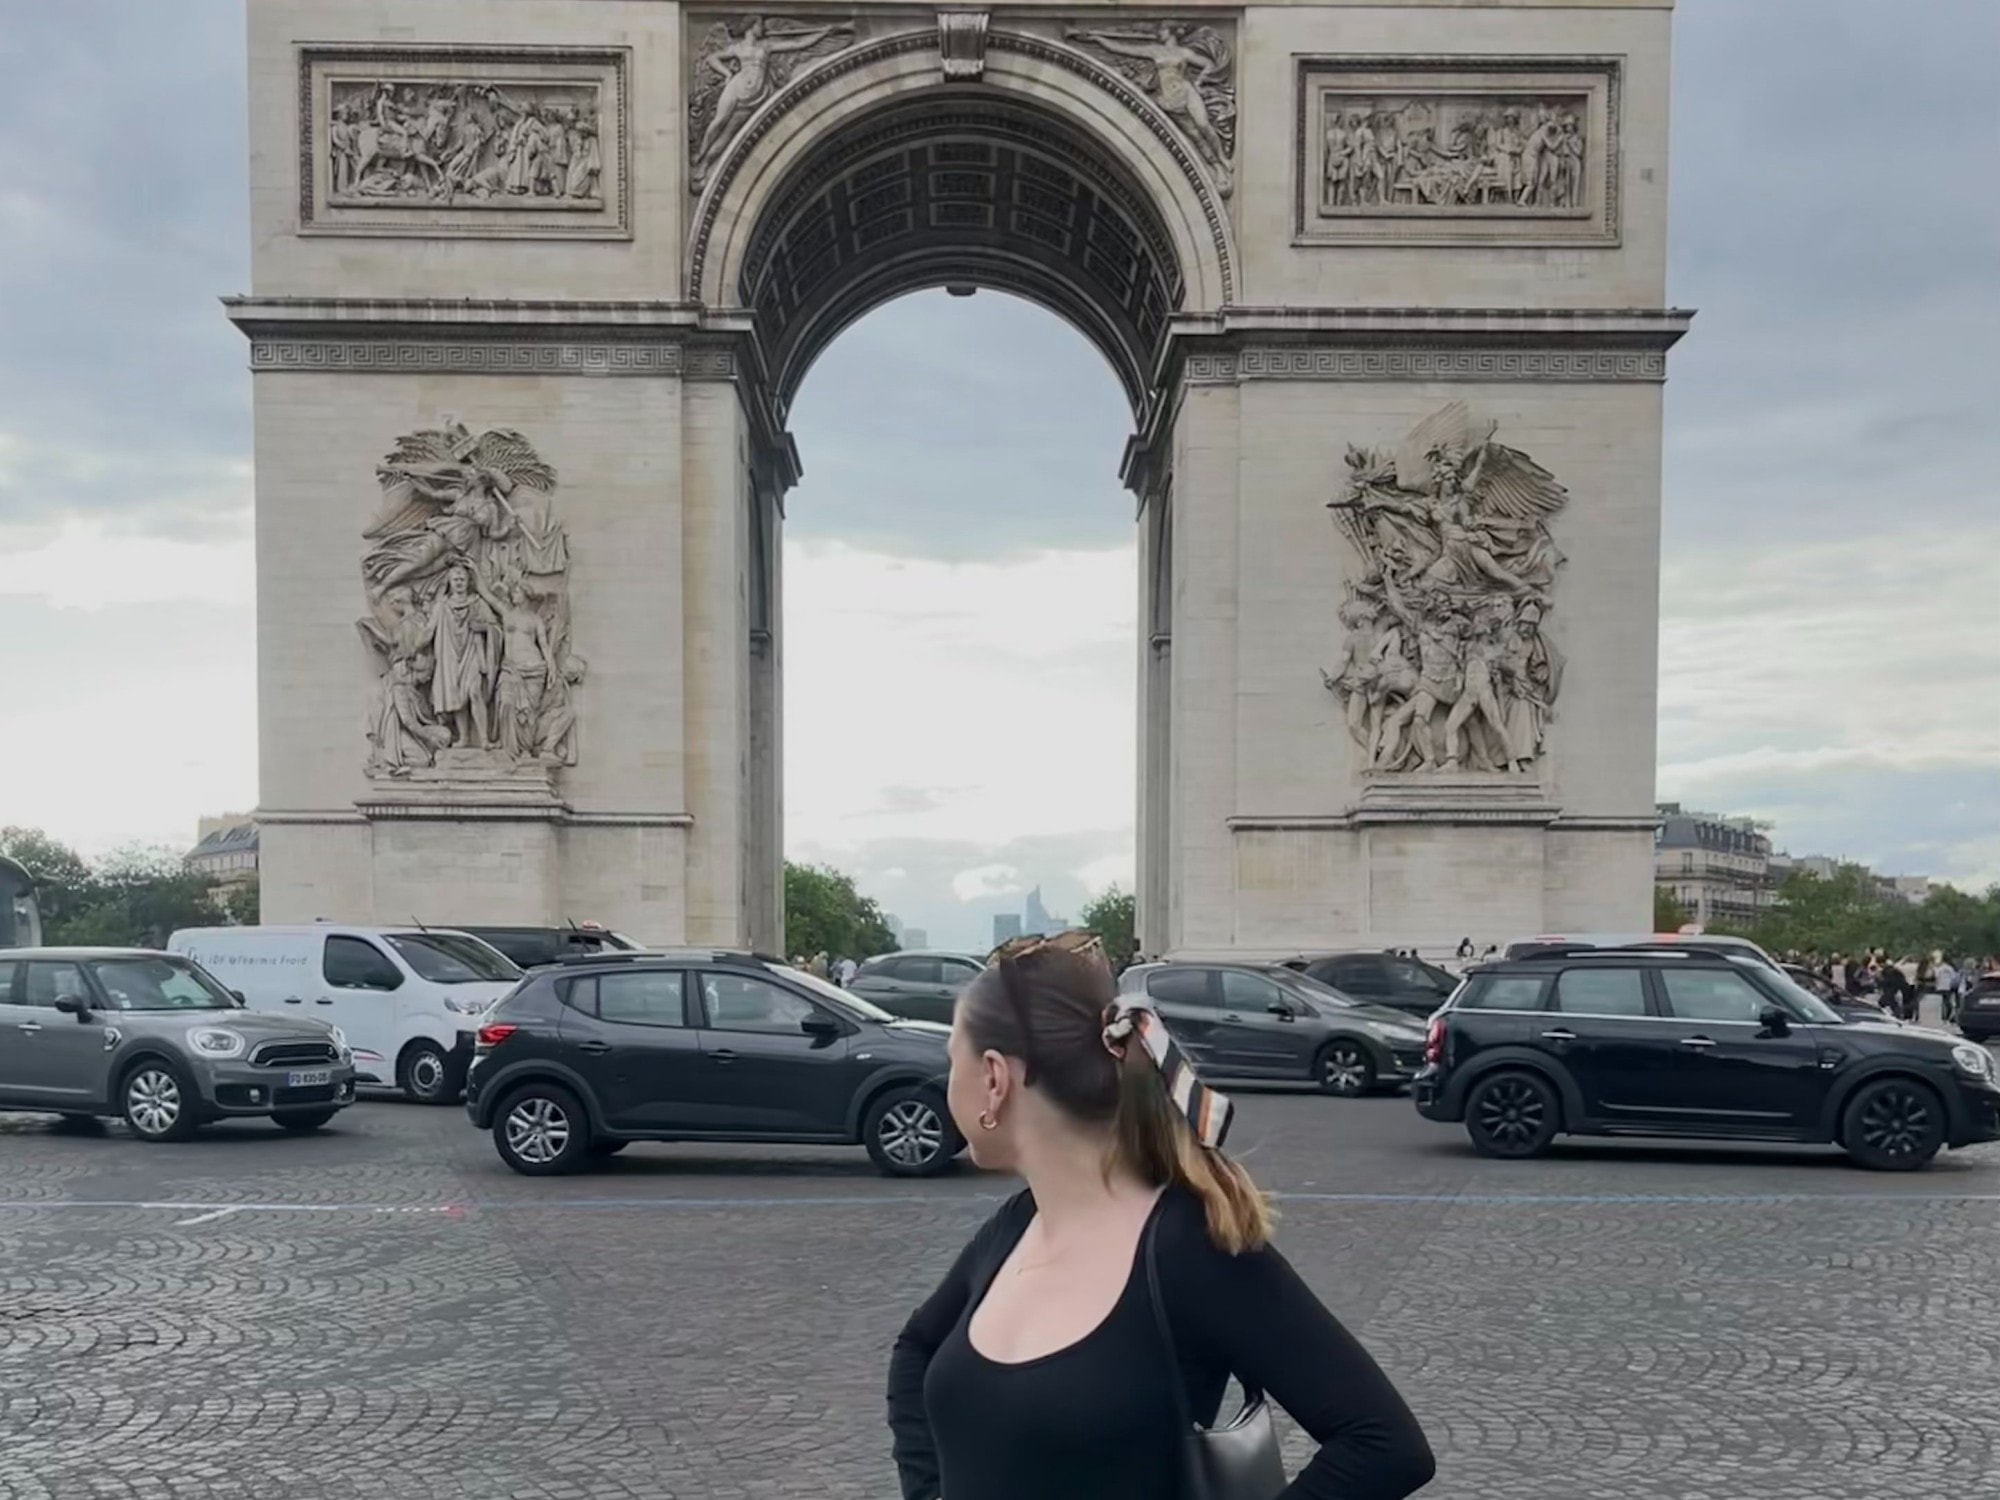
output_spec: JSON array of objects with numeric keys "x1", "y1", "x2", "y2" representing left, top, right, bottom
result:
[{"x1": 287, "y1": 1069, "x2": 332, "y2": 1087}]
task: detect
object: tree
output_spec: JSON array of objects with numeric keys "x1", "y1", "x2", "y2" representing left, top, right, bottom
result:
[
  {"x1": 783, "y1": 861, "x2": 898, "y2": 962},
  {"x1": 223, "y1": 881, "x2": 261, "y2": 926},
  {"x1": 0, "y1": 828, "x2": 225, "y2": 947},
  {"x1": 0, "y1": 826, "x2": 94, "y2": 933},
  {"x1": 1080, "y1": 885, "x2": 1137, "y2": 968},
  {"x1": 1652, "y1": 885, "x2": 1688, "y2": 933}
]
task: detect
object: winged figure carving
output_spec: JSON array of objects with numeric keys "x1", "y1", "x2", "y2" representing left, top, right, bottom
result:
[
  {"x1": 1323, "y1": 404, "x2": 1569, "y2": 776},
  {"x1": 688, "y1": 17, "x2": 857, "y2": 193}
]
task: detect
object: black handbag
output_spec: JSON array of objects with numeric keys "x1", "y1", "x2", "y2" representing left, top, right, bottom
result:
[{"x1": 1143, "y1": 1217, "x2": 1289, "y2": 1500}]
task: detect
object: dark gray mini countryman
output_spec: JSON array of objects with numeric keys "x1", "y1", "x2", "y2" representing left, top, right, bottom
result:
[{"x1": 0, "y1": 948, "x2": 357, "y2": 1140}]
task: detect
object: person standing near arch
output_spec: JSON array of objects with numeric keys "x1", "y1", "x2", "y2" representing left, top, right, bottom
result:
[{"x1": 888, "y1": 932, "x2": 1435, "y2": 1500}]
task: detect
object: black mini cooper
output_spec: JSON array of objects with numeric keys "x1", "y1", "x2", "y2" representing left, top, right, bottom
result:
[{"x1": 1414, "y1": 947, "x2": 2000, "y2": 1170}]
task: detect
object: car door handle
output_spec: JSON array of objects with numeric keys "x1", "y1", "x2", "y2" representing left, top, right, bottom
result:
[
  {"x1": 314, "y1": 998, "x2": 335, "y2": 1006},
  {"x1": 575, "y1": 1040, "x2": 611, "y2": 1055},
  {"x1": 1679, "y1": 1036, "x2": 1718, "y2": 1049},
  {"x1": 16, "y1": 1022, "x2": 41, "y2": 1034},
  {"x1": 710, "y1": 1049, "x2": 737, "y2": 1064},
  {"x1": 282, "y1": 997, "x2": 303, "y2": 1005},
  {"x1": 1539, "y1": 1029, "x2": 1576, "y2": 1042}
]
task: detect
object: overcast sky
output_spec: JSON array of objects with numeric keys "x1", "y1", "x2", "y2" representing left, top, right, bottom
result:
[{"x1": 1, "y1": 2, "x2": 1994, "y2": 949}]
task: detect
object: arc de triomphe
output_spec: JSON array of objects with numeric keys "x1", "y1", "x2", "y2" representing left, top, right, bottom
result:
[{"x1": 231, "y1": 0, "x2": 1688, "y2": 955}]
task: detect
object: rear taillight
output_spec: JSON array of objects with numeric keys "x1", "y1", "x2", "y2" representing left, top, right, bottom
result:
[
  {"x1": 1423, "y1": 1014, "x2": 1446, "y2": 1066},
  {"x1": 475, "y1": 1022, "x2": 518, "y2": 1051}
]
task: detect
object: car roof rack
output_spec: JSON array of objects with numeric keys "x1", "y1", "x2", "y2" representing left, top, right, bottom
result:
[
  {"x1": 1504, "y1": 942, "x2": 1743, "y2": 963},
  {"x1": 552, "y1": 947, "x2": 777, "y2": 967}
]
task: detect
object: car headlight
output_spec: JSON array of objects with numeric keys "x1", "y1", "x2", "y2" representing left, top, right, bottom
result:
[
  {"x1": 1950, "y1": 1042, "x2": 1995, "y2": 1080},
  {"x1": 327, "y1": 1026, "x2": 353, "y2": 1063},
  {"x1": 443, "y1": 995, "x2": 488, "y2": 1016},
  {"x1": 188, "y1": 1028, "x2": 247, "y2": 1059}
]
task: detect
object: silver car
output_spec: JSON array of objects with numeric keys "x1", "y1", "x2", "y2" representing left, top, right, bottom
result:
[{"x1": 0, "y1": 947, "x2": 358, "y2": 1140}]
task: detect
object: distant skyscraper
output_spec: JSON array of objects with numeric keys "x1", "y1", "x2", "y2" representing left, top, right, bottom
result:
[
  {"x1": 993, "y1": 913, "x2": 1024, "y2": 947},
  {"x1": 902, "y1": 927, "x2": 929, "y2": 950},
  {"x1": 1023, "y1": 886, "x2": 1054, "y2": 936}
]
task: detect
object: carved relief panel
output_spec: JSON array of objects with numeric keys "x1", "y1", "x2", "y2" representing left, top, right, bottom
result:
[
  {"x1": 357, "y1": 423, "x2": 587, "y2": 786},
  {"x1": 1294, "y1": 57, "x2": 1619, "y2": 245},
  {"x1": 299, "y1": 47, "x2": 629, "y2": 237},
  {"x1": 1321, "y1": 404, "x2": 1568, "y2": 779}
]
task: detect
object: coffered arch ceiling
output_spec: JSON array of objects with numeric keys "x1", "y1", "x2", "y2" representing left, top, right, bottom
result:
[{"x1": 739, "y1": 95, "x2": 1186, "y2": 419}]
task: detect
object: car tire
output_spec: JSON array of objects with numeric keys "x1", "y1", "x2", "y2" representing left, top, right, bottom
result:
[
  {"x1": 493, "y1": 1083, "x2": 590, "y2": 1176},
  {"x1": 272, "y1": 1108, "x2": 339, "y2": 1133},
  {"x1": 1841, "y1": 1077, "x2": 1945, "y2": 1172},
  {"x1": 1464, "y1": 1070, "x2": 1561, "y2": 1160},
  {"x1": 397, "y1": 1040, "x2": 461, "y2": 1105},
  {"x1": 586, "y1": 1138, "x2": 629, "y2": 1158},
  {"x1": 121, "y1": 1060, "x2": 200, "y2": 1143},
  {"x1": 863, "y1": 1086, "x2": 958, "y2": 1178},
  {"x1": 1316, "y1": 1040, "x2": 1377, "y2": 1097}
]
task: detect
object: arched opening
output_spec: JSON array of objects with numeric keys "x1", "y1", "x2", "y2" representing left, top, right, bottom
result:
[{"x1": 717, "y1": 79, "x2": 1203, "y2": 954}]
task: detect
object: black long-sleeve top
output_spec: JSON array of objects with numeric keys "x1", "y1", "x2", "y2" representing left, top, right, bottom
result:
[{"x1": 887, "y1": 1188, "x2": 1435, "y2": 1500}]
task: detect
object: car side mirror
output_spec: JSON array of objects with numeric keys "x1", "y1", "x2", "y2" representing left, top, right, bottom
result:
[
  {"x1": 1759, "y1": 1006, "x2": 1790, "y2": 1033},
  {"x1": 1267, "y1": 1001, "x2": 1296, "y2": 1019},
  {"x1": 54, "y1": 994, "x2": 90, "y2": 1018},
  {"x1": 800, "y1": 1013, "x2": 842, "y2": 1040},
  {"x1": 230, "y1": 989, "x2": 247, "y2": 1005}
]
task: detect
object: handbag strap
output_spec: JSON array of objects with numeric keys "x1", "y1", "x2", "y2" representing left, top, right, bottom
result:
[{"x1": 1142, "y1": 1211, "x2": 1200, "y2": 1441}]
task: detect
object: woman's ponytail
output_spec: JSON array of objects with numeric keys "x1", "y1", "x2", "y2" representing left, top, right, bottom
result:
[{"x1": 1113, "y1": 1042, "x2": 1272, "y2": 1254}]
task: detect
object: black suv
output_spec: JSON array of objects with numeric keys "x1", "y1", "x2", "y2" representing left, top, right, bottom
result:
[
  {"x1": 465, "y1": 951, "x2": 962, "y2": 1177},
  {"x1": 1414, "y1": 947, "x2": 2000, "y2": 1170},
  {"x1": 1279, "y1": 951, "x2": 1458, "y2": 1019}
]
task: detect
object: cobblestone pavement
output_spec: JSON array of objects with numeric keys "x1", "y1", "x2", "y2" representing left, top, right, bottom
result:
[{"x1": 2, "y1": 1087, "x2": 1997, "y2": 1500}]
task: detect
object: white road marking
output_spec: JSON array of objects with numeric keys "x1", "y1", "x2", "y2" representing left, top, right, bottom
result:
[{"x1": 173, "y1": 1206, "x2": 242, "y2": 1226}]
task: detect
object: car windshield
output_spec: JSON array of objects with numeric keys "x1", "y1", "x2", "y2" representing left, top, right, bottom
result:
[
  {"x1": 1737, "y1": 959, "x2": 1844, "y2": 1024},
  {"x1": 1284, "y1": 973, "x2": 1357, "y2": 1008},
  {"x1": 88, "y1": 956, "x2": 238, "y2": 1012},
  {"x1": 779, "y1": 965, "x2": 899, "y2": 1022},
  {"x1": 384, "y1": 932, "x2": 522, "y2": 983}
]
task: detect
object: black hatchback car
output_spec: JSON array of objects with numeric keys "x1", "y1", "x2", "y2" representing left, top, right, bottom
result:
[
  {"x1": 1414, "y1": 947, "x2": 2000, "y2": 1170},
  {"x1": 1118, "y1": 961, "x2": 1432, "y2": 1095},
  {"x1": 465, "y1": 951, "x2": 962, "y2": 1177},
  {"x1": 1279, "y1": 951, "x2": 1459, "y2": 1019}
]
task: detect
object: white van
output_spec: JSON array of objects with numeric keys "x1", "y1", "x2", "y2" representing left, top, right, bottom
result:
[{"x1": 168, "y1": 925, "x2": 522, "y2": 1103}]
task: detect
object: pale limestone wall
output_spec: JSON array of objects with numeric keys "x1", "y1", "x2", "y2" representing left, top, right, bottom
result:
[
  {"x1": 247, "y1": 0, "x2": 685, "y2": 299},
  {"x1": 1234, "y1": 2, "x2": 1672, "y2": 308}
]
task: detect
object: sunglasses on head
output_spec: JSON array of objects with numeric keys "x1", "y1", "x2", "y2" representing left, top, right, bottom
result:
[{"x1": 986, "y1": 929, "x2": 1105, "y2": 965}]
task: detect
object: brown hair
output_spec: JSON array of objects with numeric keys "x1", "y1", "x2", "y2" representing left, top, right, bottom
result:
[{"x1": 959, "y1": 943, "x2": 1272, "y2": 1254}]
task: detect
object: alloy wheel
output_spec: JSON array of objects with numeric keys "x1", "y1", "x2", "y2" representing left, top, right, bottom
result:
[
  {"x1": 127, "y1": 1070, "x2": 182, "y2": 1137},
  {"x1": 1322, "y1": 1045, "x2": 1370, "y2": 1095},
  {"x1": 1857, "y1": 1086, "x2": 1932, "y2": 1159},
  {"x1": 1475, "y1": 1078, "x2": 1546, "y2": 1149},
  {"x1": 505, "y1": 1097, "x2": 572, "y2": 1165},
  {"x1": 877, "y1": 1099, "x2": 945, "y2": 1166}
]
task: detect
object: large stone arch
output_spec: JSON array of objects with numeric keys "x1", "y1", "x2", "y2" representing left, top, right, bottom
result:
[{"x1": 233, "y1": 2, "x2": 1689, "y2": 961}]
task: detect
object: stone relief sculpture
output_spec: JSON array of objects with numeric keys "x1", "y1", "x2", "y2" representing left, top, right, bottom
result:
[
  {"x1": 327, "y1": 79, "x2": 604, "y2": 206},
  {"x1": 1321, "y1": 94, "x2": 1587, "y2": 213},
  {"x1": 357, "y1": 423, "x2": 587, "y2": 778},
  {"x1": 1322, "y1": 404, "x2": 1568, "y2": 775},
  {"x1": 1064, "y1": 22, "x2": 1236, "y2": 196},
  {"x1": 689, "y1": 17, "x2": 858, "y2": 191}
]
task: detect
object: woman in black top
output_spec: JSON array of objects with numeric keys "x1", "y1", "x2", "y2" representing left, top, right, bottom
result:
[{"x1": 887, "y1": 932, "x2": 1435, "y2": 1500}]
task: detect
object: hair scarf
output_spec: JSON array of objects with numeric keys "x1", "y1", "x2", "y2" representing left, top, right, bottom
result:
[{"x1": 1103, "y1": 1001, "x2": 1235, "y2": 1150}]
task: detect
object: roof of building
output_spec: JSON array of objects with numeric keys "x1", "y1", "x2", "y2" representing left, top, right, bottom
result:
[{"x1": 189, "y1": 821, "x2": 259, "y2": 859}]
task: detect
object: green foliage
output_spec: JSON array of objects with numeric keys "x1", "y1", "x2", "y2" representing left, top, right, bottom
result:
[
  {"x1": 0, "y1": 828, "x2": 227, "y2": 947},
  {"x1": 1080, "y1": 885, "x2": 1137, "y2": 967},
  {"x1": 1652, "y1": 885, "x2": 1688, "y2": 933},
  {"x1": 783, "y1": 861, "x2": 898, "y2": 962},
  {"x1": 1727, "y1": 862, "x2": 2000, "y2": 962}
]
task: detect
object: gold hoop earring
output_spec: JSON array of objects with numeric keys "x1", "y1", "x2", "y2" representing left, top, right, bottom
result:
[{"x1": 978, "y1": 1110, "x2": 998, "y2": 1131}]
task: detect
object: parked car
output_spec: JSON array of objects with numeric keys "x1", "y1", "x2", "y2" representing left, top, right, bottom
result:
[
  {"x1": 0, "y1": 948, "x2": 356, "y2": 1140},
  {"x1": 169, "y1": 925, "x2": 522, "y2": 1104},
  {"x1": 1782, "y1": 963, "x2": 1896, "y2": 1025},
  {"x1": 1276, "y1": 951, "x2": 1458, "y2": 1019},
  {"x1": 847, "y1": 950, "x2": 985, "y2": 1023},
  {"x1": 1505, "y1": 931, "x2": 1784, "y2": 972},
  {"x1": 1413, "y1": 946, "x2": 2000, "y2": 1170},
  {"x1": 1960, "y1": 975, "x2": 2000, "y2": 1044},
  {"x1": 448, "y1": 924, "x2": 642, "y2": 970},
  {"x1": 465, "y1": 950, "x2": 962, "y2": 1177},
  {"x1": 1119, "y1": 961, "x2": 1431, "y2": 1096}
]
